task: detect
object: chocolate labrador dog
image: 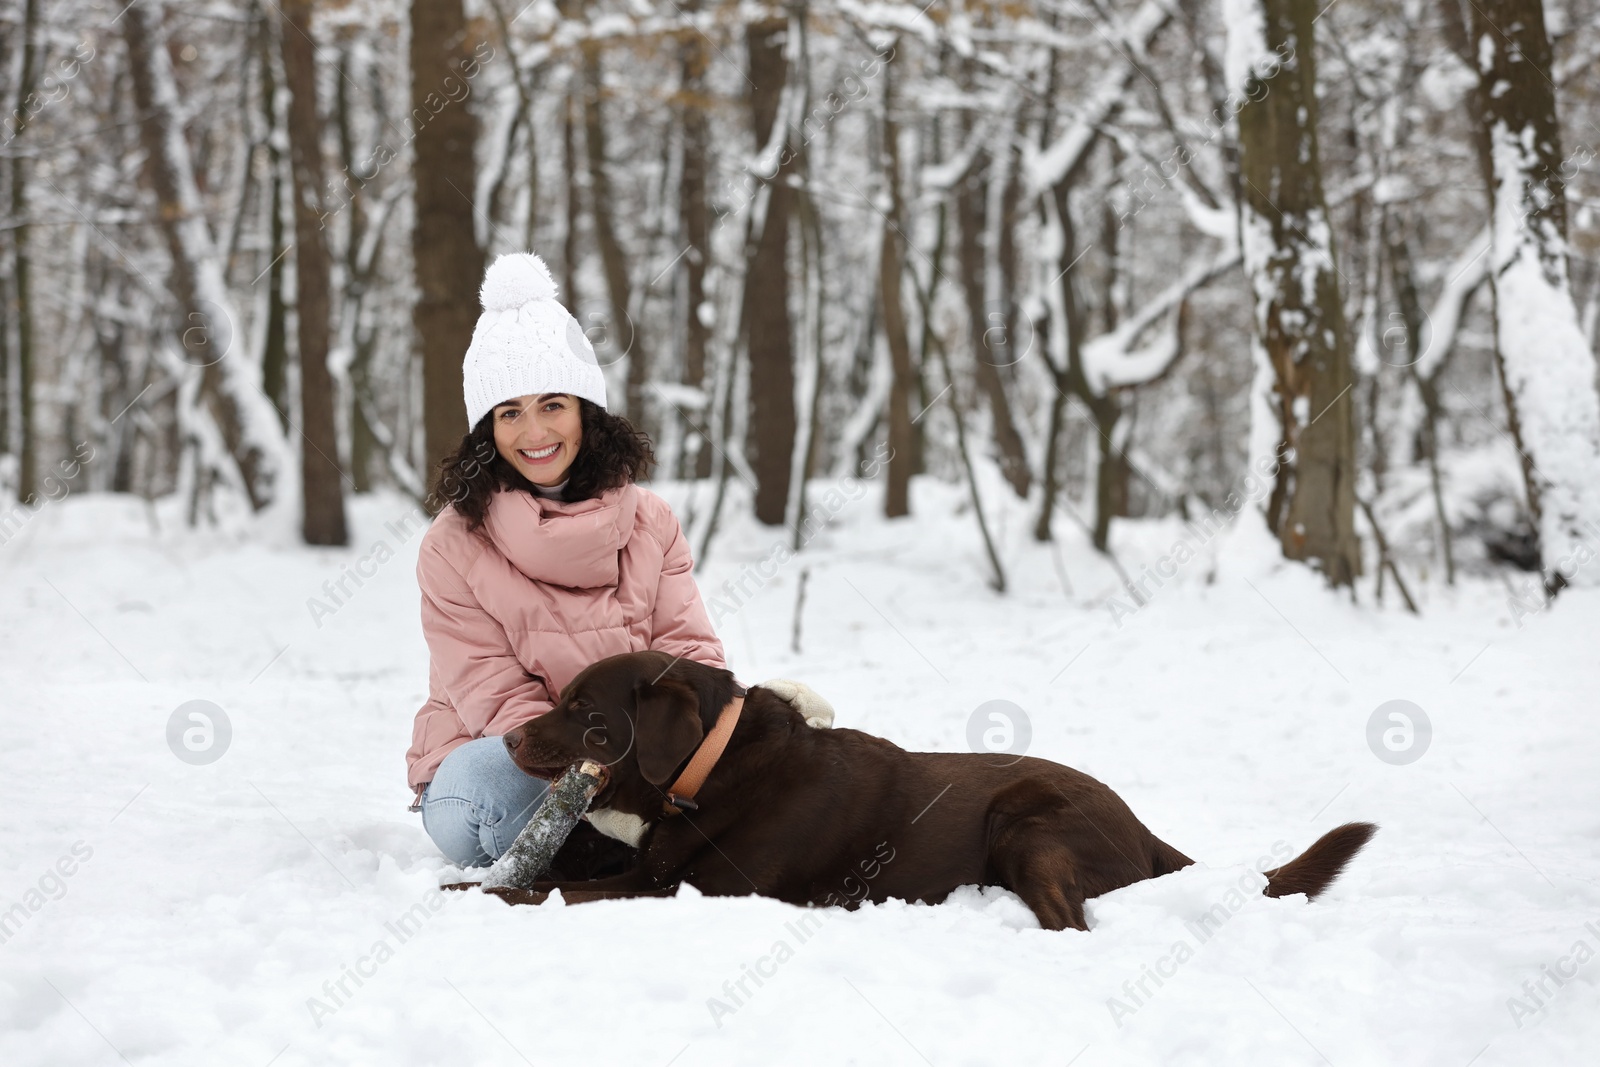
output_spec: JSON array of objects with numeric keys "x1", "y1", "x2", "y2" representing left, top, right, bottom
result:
[{"x1": 496, "y1": 651, "x2": 1376, "y2": 931}]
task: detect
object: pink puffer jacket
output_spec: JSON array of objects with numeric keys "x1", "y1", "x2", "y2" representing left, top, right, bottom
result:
[{"x1": 405, "y1": 482, "x2": 726, "y2": 788}]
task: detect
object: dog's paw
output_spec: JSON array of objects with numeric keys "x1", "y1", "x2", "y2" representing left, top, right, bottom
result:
[{"x1": 757, "y1": 678, "x2": 835, "y2": 728}]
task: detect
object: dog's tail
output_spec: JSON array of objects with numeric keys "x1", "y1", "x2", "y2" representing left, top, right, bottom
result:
[{"x1": 1262, "y1": 822, "x2": 1378, "y2": 900}]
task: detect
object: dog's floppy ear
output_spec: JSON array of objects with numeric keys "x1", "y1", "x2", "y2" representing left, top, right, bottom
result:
[{"x1": 634, "y1": 676, "x2": 705, "y2": 785}]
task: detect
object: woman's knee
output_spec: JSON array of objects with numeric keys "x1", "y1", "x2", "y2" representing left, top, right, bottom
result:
[
  {"x1": 421, "y1": 794, "x2": 492, "y2": 867},
  {"x1": 420, "y1": 736, "x2": 549, "y2": 866}
]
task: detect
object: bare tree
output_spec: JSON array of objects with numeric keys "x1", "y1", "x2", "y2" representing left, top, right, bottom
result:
[
  {"x1": 1027, "y1": 0, "x2": 1172, "y2": 547},
  {"x1": 5, "y1": 0, "x2": 39, "y2": 502},
  {"x1": 877, "y1": 42, "x2": 916, "y2": 519},
  {"x1": 1232, "y1": 0, "x2": 1361, "y2": 585},
  {"x1": 953, "y1": 84, "x2": 1030, "y2": 500},
  {"x1": 741, "y1": 11, "x2": 799, "y2": 526},
  {"x1": 412, "y1": 0, "x2": 485, "y2": 503},
  {"x1": 279, "y1": 0, "x2": 348, "y2": 545},
  {"x1": 677, "y1": 0, "x2": 713, "y2": 479},
  {"x1": 256, "y1": 8, "x2": 291, "y2": 434},
  {"x1": 9, "y1": 0, "x2": 1596, "y2": 593},
  {"x1": 122, "y1": 0, "x2": 290, "y2": 513}
]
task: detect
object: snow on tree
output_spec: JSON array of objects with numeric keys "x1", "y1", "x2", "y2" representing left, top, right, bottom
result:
[{"x1": 1470, "y1": 0, "x2": 1600, "y2": 589}]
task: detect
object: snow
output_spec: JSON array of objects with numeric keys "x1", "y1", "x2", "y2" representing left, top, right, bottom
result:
[
  {"x1": 1419, "y1": 53, "x2": 1479, "y2": 112},
  {"x1": 1221, "y1": 0, "x2": 1273, "y2": 95},
  {"x1": 2, "y1": 477, "x2": 1598, "y2": 1064},
  {"x1": 651, "y1": 382, "x2": 711, "y2": 412},
  {"x1": 1239, "y1": 203, "x2": 1287, "y2": 480},
  {"x1": 1415, "y1": 229, "x2": 1490, "y2": 380},
  {"x1": 1479, "y1": 32, "x2": 1497, "y2": 74}
]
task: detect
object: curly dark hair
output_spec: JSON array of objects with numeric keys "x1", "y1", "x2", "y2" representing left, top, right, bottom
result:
[{"x1": 428, "y1": 397, "x2": 655, "y2": 534}]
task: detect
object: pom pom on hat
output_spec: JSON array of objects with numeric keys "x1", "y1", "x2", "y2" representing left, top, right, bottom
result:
[{"x1": 480, "y1": 252, "x2": 558, "y2": 312}]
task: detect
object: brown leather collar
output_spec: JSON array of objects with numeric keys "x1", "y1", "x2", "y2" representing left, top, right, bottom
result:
[{"x1": 661, "y1": 688, "x2": 745, "y2": 816}]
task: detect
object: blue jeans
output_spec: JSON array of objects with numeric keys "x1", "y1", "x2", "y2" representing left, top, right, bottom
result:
[{"x1": 420, "y1": 736, "x2": 551, "y2": 867}]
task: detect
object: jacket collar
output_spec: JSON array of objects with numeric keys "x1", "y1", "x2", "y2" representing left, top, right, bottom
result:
[{"x1": 482, "y1": 483, "x2": 639, "y2": 589}]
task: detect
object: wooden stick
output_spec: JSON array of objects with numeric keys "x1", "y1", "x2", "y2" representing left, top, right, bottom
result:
[{"x1": 478, "y1": 760, "x2": 607, "y2": 890}]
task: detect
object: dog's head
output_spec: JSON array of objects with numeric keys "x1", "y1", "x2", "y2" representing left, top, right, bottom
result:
[{"x1": 501, "y1": 651, "x2": 740, "y2": 818}]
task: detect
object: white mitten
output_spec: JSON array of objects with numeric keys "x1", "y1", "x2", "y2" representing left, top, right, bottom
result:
[{"x1": 757, "y1": 679, "x2": 835, "y2": 728}]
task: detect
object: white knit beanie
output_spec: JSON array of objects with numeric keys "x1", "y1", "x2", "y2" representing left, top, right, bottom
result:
[{"x1": 462, "y1": 252, "x2": 607, "y2": 429}]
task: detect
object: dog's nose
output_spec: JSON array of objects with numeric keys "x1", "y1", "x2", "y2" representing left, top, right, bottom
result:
[{"x1": 503, "y1": 730, "x2": 522, "y2": 753}]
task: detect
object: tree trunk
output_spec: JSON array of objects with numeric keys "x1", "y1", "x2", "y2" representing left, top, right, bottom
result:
[
  {"x1": 879, "y1": 47, "x2": 915, "y2": 519},
  {"x1": 1094, "y1": 169, "x2": 1131, "y2": 539},
  {"x1": 678, "y1": 8, "x2": 713, "y2": 479},
  {"x1": 411, "y1": 0, "x2": 485, "y2": 503},
  {"x1": 336, "y1": 45, "x2": 377, "y2": 493},
  {"x1": 562, "y1": 92, "x2": 581, "y2": 309},
  {"x1": 955, "y1": 96, "x2": 1030, "y2": 500},
  {"x1": 7, "y1": 0, "x2": 40, "y2": 503},
  {"x1": 741, "y1": 15, "x2": 798, "y2": 526},
  {"x1": 280, "y1": 0, "x2": 349, "y2": 545},
  {"x1": 1233, "y1": 0, "x2": 1361, "y2": 585},
  {"x1": 0, "y1": 16, "x2": 10, "y2": 489},
  {"x1": 259, "y1": 10, "x2": 290, "y2": 433},
  {"x1": 122, "y1": 0, "x2": 289, "y2": 513},
  {"x1": 1035, "y1": 177, "x2": 1090, "y2": 545},
  {"x1": 1090, "y1": 397, "x2": 1127, "y2": 552},
  {"x1": 1470, "y1": 0, "x2": 1600, "y2": 589}
]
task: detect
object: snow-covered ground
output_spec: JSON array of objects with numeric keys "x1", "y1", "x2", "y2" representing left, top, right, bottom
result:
[{"x1": 2, "y1": 473, "x2": 1596, "y2": 1066}]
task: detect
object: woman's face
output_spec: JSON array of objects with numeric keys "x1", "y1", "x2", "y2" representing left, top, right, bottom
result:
[{"x1": 491, "y1": 393, "x2": 582, "y2": 486}]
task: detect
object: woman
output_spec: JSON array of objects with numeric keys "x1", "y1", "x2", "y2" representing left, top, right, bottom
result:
[{"x1": 406, "y1": 252, "x2": 830, "y2": 867}]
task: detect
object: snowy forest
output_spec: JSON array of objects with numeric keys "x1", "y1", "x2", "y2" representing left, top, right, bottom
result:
[
  {"x1": 4, "y1": 1, "x2": 1600, "y2": 1064},
  {"x1": 3, "y1": 0, "x2": 1599, "y2": 597}
]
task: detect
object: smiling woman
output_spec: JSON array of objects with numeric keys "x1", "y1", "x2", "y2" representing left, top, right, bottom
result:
[
  {"x1": 407, "y1": 252, "x2": 833, "y2": 873},
  {"x1": 403, "y1": 252, "x2": 703, "y2": 871}
]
